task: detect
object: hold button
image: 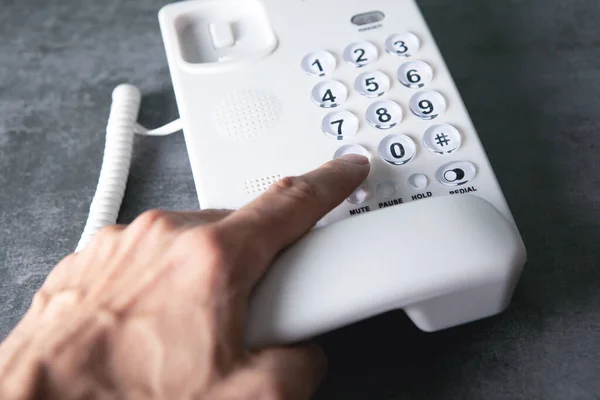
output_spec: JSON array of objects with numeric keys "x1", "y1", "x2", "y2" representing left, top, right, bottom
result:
[{"x1": 436, "y1": 161, "x2": 477, "y2": 186}]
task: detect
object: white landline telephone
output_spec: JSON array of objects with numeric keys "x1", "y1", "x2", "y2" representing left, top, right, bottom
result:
[{"x1": 77, "y1": 0, "x2": 527, "y2": 348}]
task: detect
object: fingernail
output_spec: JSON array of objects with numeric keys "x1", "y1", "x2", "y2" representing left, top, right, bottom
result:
[{"x1": 338, "y1": 154, "x2": 370, "y2": 165}]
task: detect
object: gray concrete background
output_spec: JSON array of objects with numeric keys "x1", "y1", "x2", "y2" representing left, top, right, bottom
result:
[{"x1": 1, "y1": 0, "x2": 599, "y2": 398}]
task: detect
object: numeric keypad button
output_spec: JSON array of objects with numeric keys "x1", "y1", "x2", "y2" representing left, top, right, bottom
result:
[
  {"x1": 409, "y1": 90, "x2": 446, "y2": 120},
  {"x1": 366, "y1": 100, "x2": 403, "y2": 130},
  {"x1": 355, "y1": 70, "x2": 390, "y2": 98},
  {"x1": 301, "y1": 51, "x2": 336, "y2": 77},
  {"x1": 398, "y1": 60, "x2": 433, "y2": 89},
  {"x1": 423, "y1": 124, "x2": 462, "y2": 154},
  {"x1": 343, "y1": 41, "x2": 378, "y2": 68},
  {"x1": 322, "y1": 110, "x2": 359, "y2": 140},
  {"x1": 385, "y1": 32, "x2": 420, "y2": 57},
  {"x1": 378, "y1": 134, "x2": 416, "y2": 166},
  {"x1": 312, "y1": 80, "x2": 348, "y2": 108},
  {"x1": 333, "y1": 144, "x2": 371, "y2": 160}
]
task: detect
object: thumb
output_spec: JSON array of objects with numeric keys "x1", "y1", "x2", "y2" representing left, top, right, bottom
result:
[{"x1": 248, "y1": 343, "x2": 328, "y2": 399}]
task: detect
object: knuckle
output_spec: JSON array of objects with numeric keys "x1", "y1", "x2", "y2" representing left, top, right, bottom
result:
[
  {"x1": 134, "y1": 209, "x2": 177, "y2": 234},
  {"x1": 177, "y1": 227, "x2": 230, "y2": 285},
  {"x1": 94, "y1": 225, "x2": 122, "y2": 242},
  {"x1": 271, "y1": 176, "x2": 319, "y2": 203}
]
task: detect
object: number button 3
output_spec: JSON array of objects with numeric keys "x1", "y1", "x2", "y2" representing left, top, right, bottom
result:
[
  {"x1": 366, "y1": 100, "x2": 403, "y2": 130},
  {"x1": 398, "y1": 60, "x2": 433, "y2": 89},
  {"x1": 322, "y1": 110, "x2": 359, "y2": 140},
  {"x1": 301, "y1": 51, "x2": 337, "y2": 77},
  {"x1": 378, "y1": 134, "x2": 416, "y2": 166},
  {"x1": 312, "y1": 80, "x2": 348, "y2": 108},
  {"x1": 343, "y1": 41, "x2": 379, "y2": 68},
  {"x1": 385, "y1": 32, "x2": 420, "y2": 57},
  {"x1": 355, "y1": 70, "x2": 390, "y2": 98},
  {"x1": 409, "y1": 90, "x2": 447, "y2": 120}
]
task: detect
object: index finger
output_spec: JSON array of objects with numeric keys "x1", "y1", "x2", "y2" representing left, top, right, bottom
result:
[{"x1": 217, "y1": 154, "x2": 370, "y2": 281}]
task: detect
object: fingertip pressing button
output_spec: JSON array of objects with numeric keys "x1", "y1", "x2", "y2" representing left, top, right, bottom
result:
[
  {"x1": 301, "y1": 51, "x2": 337, "y2": 77},
  {"x1": 343, "y1": 41, "x2": 378, "y2": 67},
  {"x1": 312, "y1": 80, "x2": 348, "y2": 108},
  {"x1": 334, "y1": 144, "x2": 371, "y2": 161},
  {"x1": 408, "y1": 173, "x2": 429, "y2": 190}
]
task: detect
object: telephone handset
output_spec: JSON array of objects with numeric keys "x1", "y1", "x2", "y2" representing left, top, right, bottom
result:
[{"x1": 79, "y1": 0, "x2": 526, "y2": 348}]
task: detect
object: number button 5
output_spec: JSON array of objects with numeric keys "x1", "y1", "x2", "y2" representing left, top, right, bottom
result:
[
  {"x1": 343, "y1": 41, "x2": 378, "y2": 68},
  {"x1": 301, "y1": 51, "x2": 337, "y2": 77},
  {"x1": 355, "y1": 70, "x2": 390, "y2": 98},
  {"x1": 312, "y1": 80, "x2": 348, "y2": 108},
  {"x1": 322, "y1": 110, "x2": 359, "y2": 140},
  {"x1": 397, "y1": 60, "x2": 433, "y2": 89}
]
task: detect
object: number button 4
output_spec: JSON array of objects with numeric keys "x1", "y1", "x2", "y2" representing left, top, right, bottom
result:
[
  {"x1": 355, "y1": 70, "x2": 390, "y2": 98},
  {"x1": 398, "y1": 60, "x2": 433, "y2": 89},
  {"x1": 343, "y1": 41, "x2": 378, "y2": 68},
  {"x1": 378, "y1": 134, "x2": 416, "y2": 166},
  {"x1": 301, "y1": 51, "x2": 337, "y2": 77},
  {"x1": 366, "y1": 100, "x2": 403, "y2": 130},
  {"x1": 385, "y1": 32, "x2": 420, "y2": 57},
  {"x1": 409, "y1": 90, "x2": 447, "y2": 120},
  {"x1": 312, "y1": 80, "x2": 348, "y2": 108},
  {"x1": 322, "y1": 110, "x2": 359, "y2": 140}
]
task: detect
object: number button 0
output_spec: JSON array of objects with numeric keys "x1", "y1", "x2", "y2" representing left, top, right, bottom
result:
[
  {"x1": 385, "y1": 32, "x2": 420, "y2": 57},
  {"x1": 312, "y1": 80, "x2": 348, "y2": 108},
  {"x1": 355, "y1": 70, "x2": 390, "y2": 98},
  {"x1": 378, "y1": 134, "x2": 416, "y2": 166},
  {"x1": 301, "y1": 51, "x2": 337, "y2": 77},
  {"x1": 366, "y1": 100, "x2": 403, "y2": 130},
  {"x1": 409, "y1": 90, "x2": 447, "y2": 120},
  {"x1": 322, "y1": 110, "x2": 359, "y2": 140},
  {"x1": 343, "y1": 41, "x2": 378, "y2": 68},
  {"x1": 397, "y1": 60, "x2": 433, "y2": 89}
]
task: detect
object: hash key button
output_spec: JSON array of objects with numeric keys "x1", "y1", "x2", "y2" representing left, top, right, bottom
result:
[{"x1": 423, "y1": 125, "x2": 462, "y2": 154}]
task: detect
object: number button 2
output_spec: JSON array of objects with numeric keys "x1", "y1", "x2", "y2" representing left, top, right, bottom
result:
[
  {"x1": 343, "y1": 41, "x2": 378, "y2": 68},
  {"x1": 397, "y1": 60, "x2": 433, "y2": 89},
  {"x1": 322, "y1": 110, "x2": 359, "y2": 140},
  {"x1": 378, "y1": 134, "x2": 416, "y2": 166},
  {"x1": 385, "y1": 32, "x2": 420, "y2": 57},
  {"x1": 409, "y1": 91, "x2": 447, "y2": 120},
  {"x1": 301, "y1": 51, "x2": 337, "y2": 77},
  {"x1": 366, "y1": 100, "x2": 403, "y2": 130},
  {"x1": 311, "y1": 80, "x2": 348, "y2": 108},
  {"x1": 355, "y1": 70, "x2": 390, "y2": 98}
]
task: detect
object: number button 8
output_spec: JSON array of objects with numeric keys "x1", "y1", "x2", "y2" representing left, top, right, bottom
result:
[
  {"x1": 343, "y1": 41, "x2": 379, "y2": 68},
  {"x1": 355, "y1": 70, "x2": 390, "y2": 98},
  {"x1": 409, "y1": 90, "x2": 447, "y2": 120},
  {"x1": 397, "y1": 60, "x2": 433, "y2": 89},
  {"x1": 301, "y1": 51, "x2": 337, "y2": 77},
  {"x1": 366, "y1": 100, "x2": 403, "y2": 130}
]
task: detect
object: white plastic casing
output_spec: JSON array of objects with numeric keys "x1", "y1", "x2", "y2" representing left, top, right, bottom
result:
[{"x1": 158, "y1": 0, "x2": 527, "y2": 348}]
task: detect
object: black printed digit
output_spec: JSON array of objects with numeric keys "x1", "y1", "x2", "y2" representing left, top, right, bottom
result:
[
  {"x1": 331, "y1": 119, "x2": 344, "y2": 135},
  {"x1": 394, "y1": 40, "x2": 408, "y2": 54},
  {"x1": 407, "y1": 69, "x2": 421, "y2": 84},
  {"x1": 418, "y1": 100, "x2": 434, "y2": 115},
  {"x1": 390, "y1": 143, "x2": 406, "y2": 159},
  {"x1": 354, "y1": 48, "x2": 368, "y2": 64},
  {"x1": 365, "y1": 77, "x2": 380, "y2": 92},
  {"x1": 312, "y1": 59, "x2": 323, "y2": 73},
  {"x1": 376, "y1": 108, "x2": 392, "y2": 123},
  {"x1": 322, "y1": 89, "x2": 337, "y2": 104}
]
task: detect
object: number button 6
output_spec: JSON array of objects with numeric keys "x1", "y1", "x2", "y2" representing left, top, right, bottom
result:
[
  {"x1": 343, "y1": 41, "x2": 379, "y2": 68},
  {"x1": 366, "y1": 100, "x2": 403, "y2": 130},
  {"x1": 409, "y1": 90, "x2": 447, "y2": 120},
  {"x1": 355, "y1": 70, "x2": 390, "y2": 98},
  {"x1": 322, "y1": 110, "x2": 359, "y2": 140},
  {"x1": 397, "y1": 60, "x2": 433, "y2": 89},
  {"x1": 311, "y1": 80, "x2": 348, "y2": 108}
]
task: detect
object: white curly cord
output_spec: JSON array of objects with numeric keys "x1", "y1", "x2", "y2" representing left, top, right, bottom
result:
[{"x1": 75, "y1": 84, "x2": 181, "y2": 252}]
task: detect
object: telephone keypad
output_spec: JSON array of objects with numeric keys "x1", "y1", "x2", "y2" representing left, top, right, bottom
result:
[
  {"x1": 397, "y1": 60, "x2": 433, "y2": 89},
  {"x1": 354, "y1": 70, "x2": 390, "y2": 98},
  {"x1": 366, "y1": 100, "x2": 403, "y2": 130},
  {"x1": 409, "y1": 90, "x2": 446, "y2": 120},
  {"x1": 312, "y1": 80, "x2": 348, "y2": 108},
  {"x1": 343, "y1": 41, "x2": 379, "y2": 68}
]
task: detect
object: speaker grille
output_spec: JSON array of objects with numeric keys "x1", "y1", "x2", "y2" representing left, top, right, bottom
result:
[
  {"x1": 215, "y1": 89, "x2": 281, "y2": 140},
  {"x1": 245, "y1": 174, "x2": 283, "y2": 194}
]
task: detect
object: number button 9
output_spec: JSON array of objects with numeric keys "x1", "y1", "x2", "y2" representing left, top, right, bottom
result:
[
  {"x1": 312, "y1": 80, "x2": 348, "y2": 108},
  {"x1": 378, "y1": 134, "x2": 416, "y2": 166},
  {"x1": 343, "y1": 41, "x2": 378, "y2": 68},
  {"x1": 385, "y1": 32, "x2": 420, "y2": 57},
  {"x1": 409, "y1": 90, "x2": 447, "y2": 120},
  {"x1": 301, "y1": 51, "x2": 337, "y2": 77},
  {"x1": 355, "y1": 70, "x2": 390, "y2": 98},
  {"x1": 322, "y1": 110, "x2": 359, "y2": 140},
  {"x1": 366, "y1": 100, "x2": 403, "y2": 130},
  {"x1": 397, "y1": 60, "x2": 433, "y2": 89}
]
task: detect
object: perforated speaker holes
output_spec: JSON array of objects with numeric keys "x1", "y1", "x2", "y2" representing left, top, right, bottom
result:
[
  {"x1": 245, "y1": 174, "x2": 283, "y2": 194},
  {"x1": 214, "y1": 89, "x2": 281, "y2": 140}
]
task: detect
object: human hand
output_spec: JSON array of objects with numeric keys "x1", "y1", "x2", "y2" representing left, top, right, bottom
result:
[{"x1": 0, "y1": 154, "x2": 370, "y2": 400}]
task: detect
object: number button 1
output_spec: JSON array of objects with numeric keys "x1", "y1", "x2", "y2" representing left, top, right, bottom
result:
[
  {"x1": 378, "y1": 134, "x2": 416, "y2": 166},
  {"x1": 366, "y1": 100, "x2": 403, "y2": 130},
  {"x1": 322, "y1": 110, "x2": 359, "y2": 140},
  {"x1": 385, "y1": 32, "x2": 420, "y2": 57},
  {"x1": 311, "y1": 80, "x2": 348, "y2": 108},
  {"x1": 355, "y1": 70, "x2": 390, "y2": 98},
  {"x1": 343, "y1": 41, "x2": 378, "y2": 68},
  {"x1": 397, "y1": 60, "x2": 433, "y2": 89},
  {"x1": 301, "y1": 51, "x2": 337, "y2": 77},
  {"x1": 409, "y1": 90, "x2": 447, "y2": 120}
]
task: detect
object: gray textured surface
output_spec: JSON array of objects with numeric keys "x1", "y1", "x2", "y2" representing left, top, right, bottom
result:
[{"x1": 1, "y1": 0, "x2": 599, "y2": 398}]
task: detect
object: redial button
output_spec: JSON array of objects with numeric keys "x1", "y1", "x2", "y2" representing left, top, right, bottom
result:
[{"x1": 436, "y1": 161, "x2": 477, "y2": 186}]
